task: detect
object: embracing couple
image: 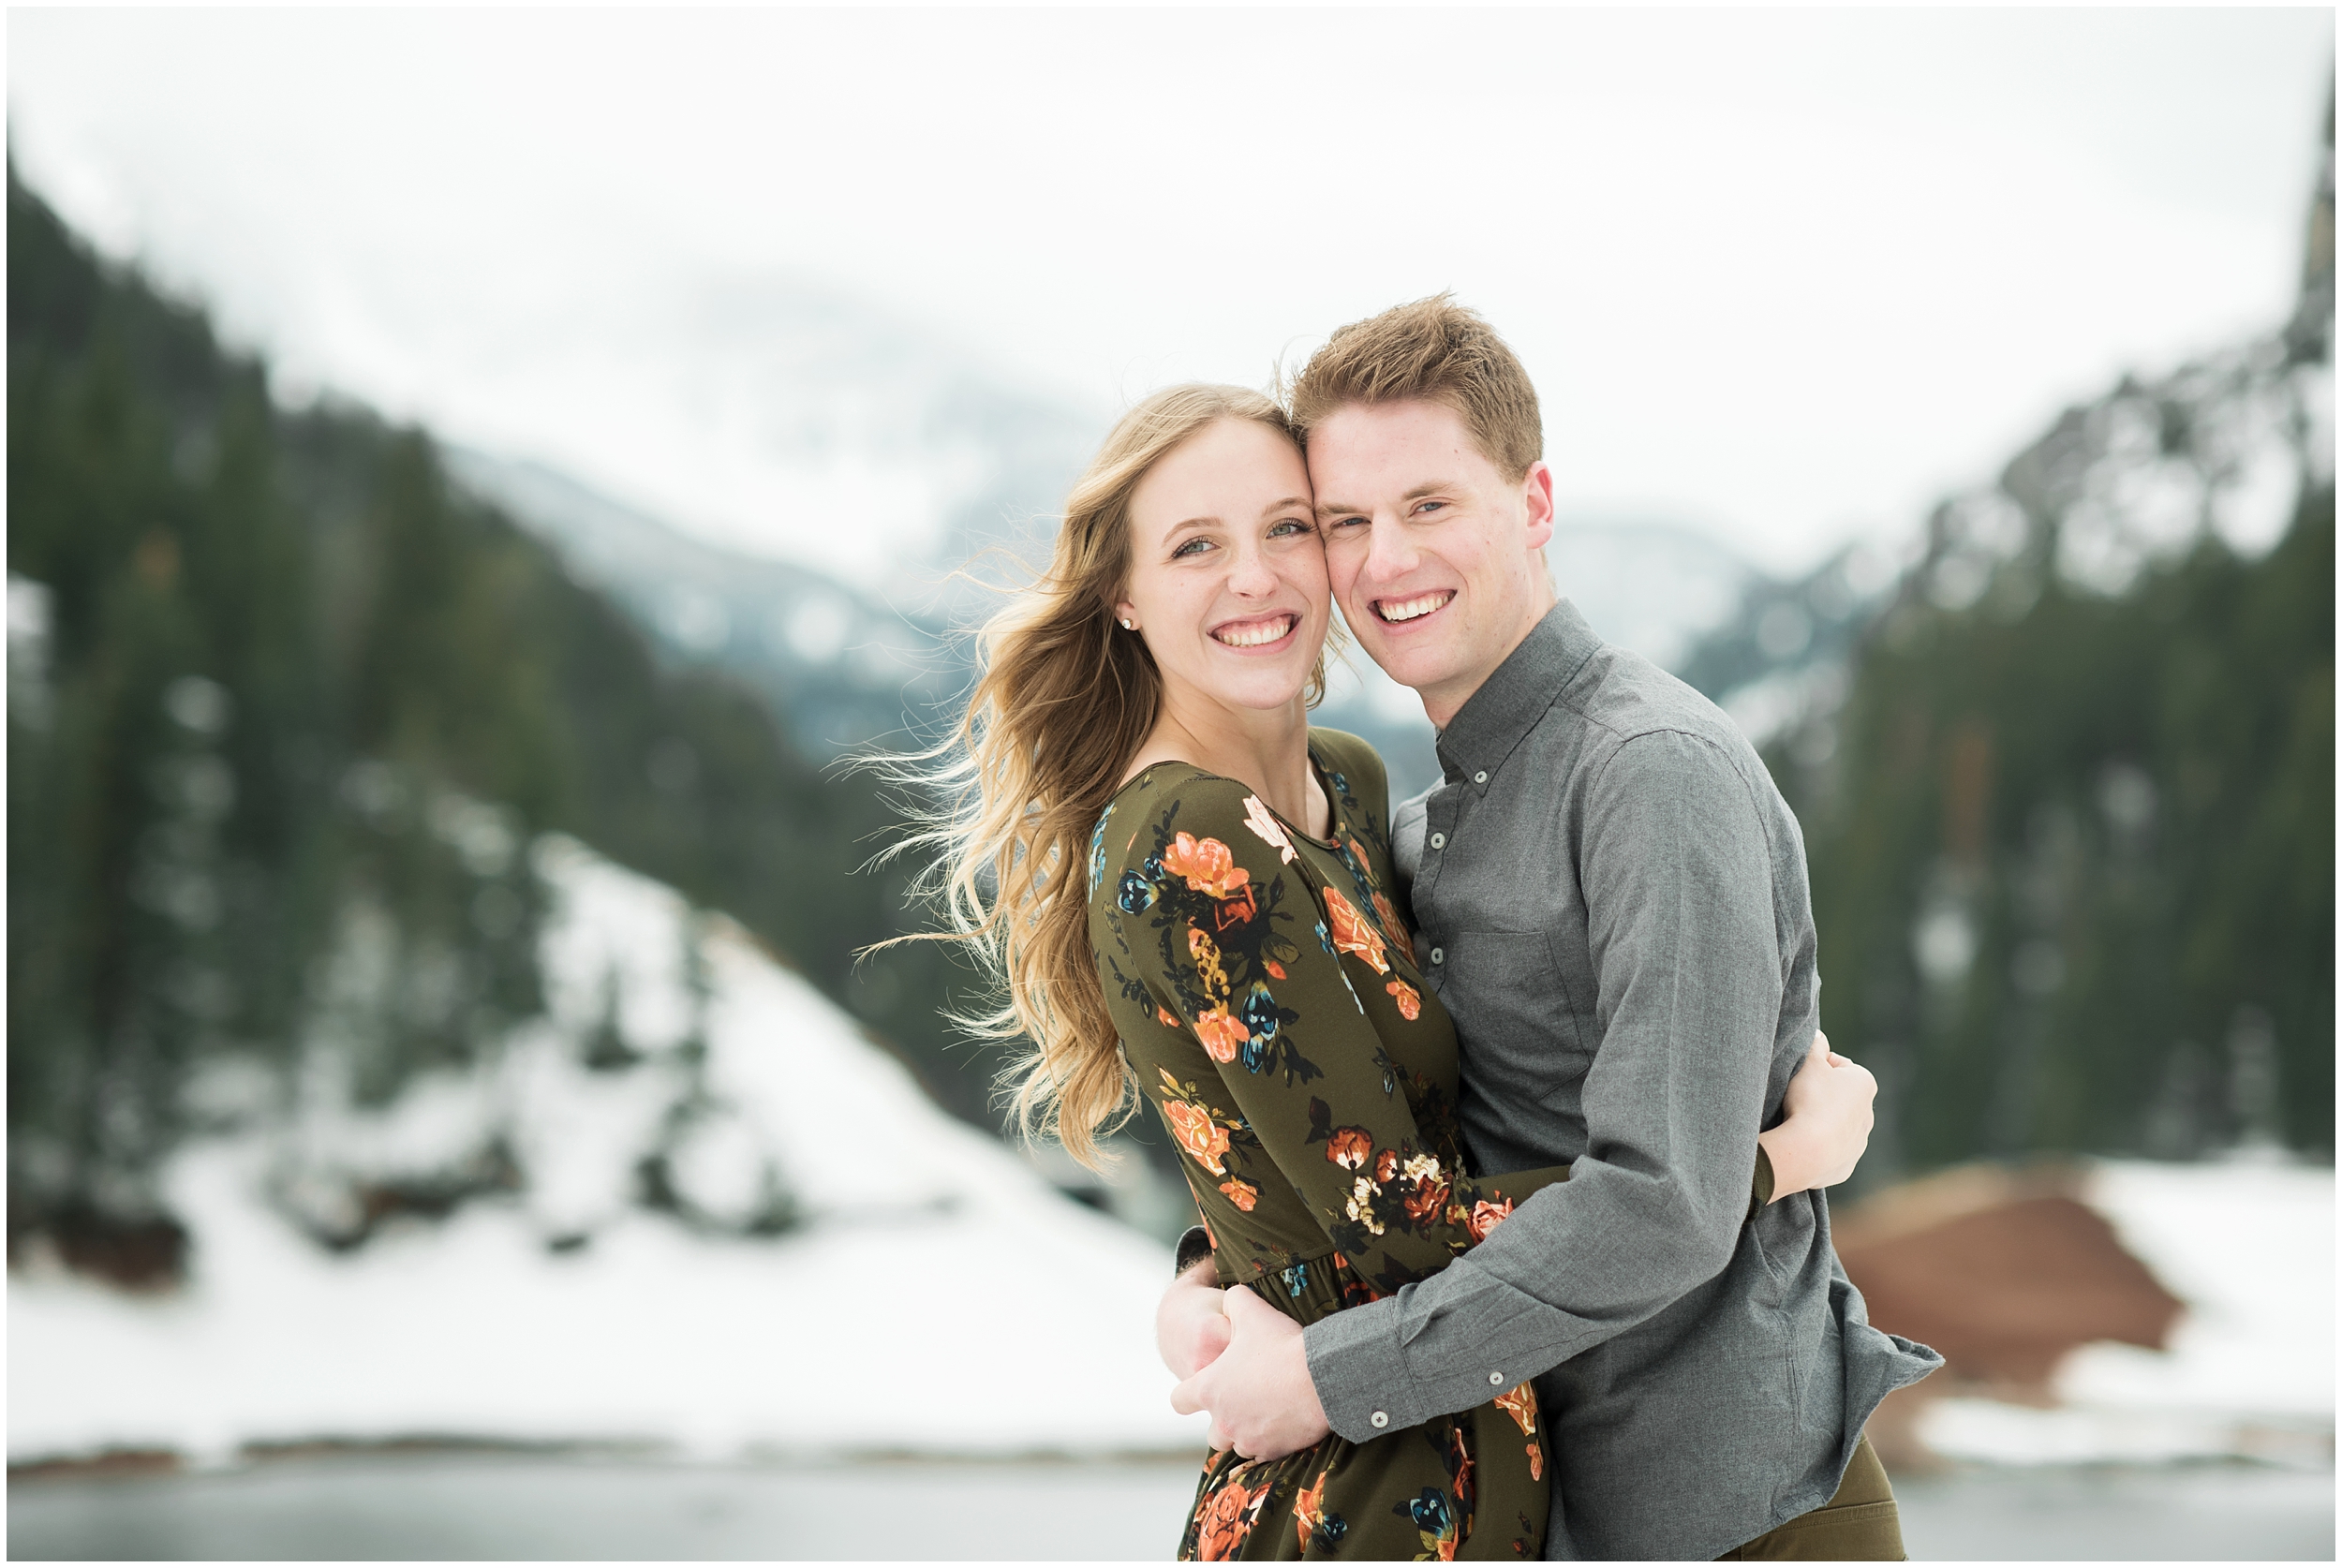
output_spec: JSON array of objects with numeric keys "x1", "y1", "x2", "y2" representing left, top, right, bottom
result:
[{"x1": 921, "y1": 297, "x2": 1940, "y2": 1560}]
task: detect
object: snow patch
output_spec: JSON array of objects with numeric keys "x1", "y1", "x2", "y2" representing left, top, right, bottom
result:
[{"x1": 9, "y1": 837, "x2": 1206, "y2": 1465}]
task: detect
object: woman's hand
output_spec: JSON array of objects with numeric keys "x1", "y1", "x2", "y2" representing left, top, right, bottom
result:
[
  {"x1": 1157, "y1": 1257, "x2": 1234, "y2": 1381},
  {"x1": 1756, "y1": 1032, "x2": 1875, "y2": 1199}
]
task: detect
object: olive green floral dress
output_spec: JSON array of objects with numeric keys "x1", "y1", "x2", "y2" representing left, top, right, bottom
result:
[{"x1": 1089, "y1": 729, "x2": 1565, "y2": 1562}]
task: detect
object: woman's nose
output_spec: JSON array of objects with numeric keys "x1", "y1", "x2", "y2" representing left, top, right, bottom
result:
[{"x1": 1226, "y1": 542, "x2": 1277, "y2": 595}]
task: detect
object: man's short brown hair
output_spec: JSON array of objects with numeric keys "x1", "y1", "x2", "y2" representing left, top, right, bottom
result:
[{"x1": 1285, "y1": 293, "x2": 1543, "y2": 481}]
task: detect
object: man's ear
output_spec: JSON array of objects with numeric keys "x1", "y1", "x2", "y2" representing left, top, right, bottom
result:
[{"x1": 1520, "y1": 461, "x2": 1557, "y2": 554}]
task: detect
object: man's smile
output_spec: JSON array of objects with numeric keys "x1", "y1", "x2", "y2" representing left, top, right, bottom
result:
[{"x1": 1371, "y1": 591, "x2": 1455, "y2": 626}]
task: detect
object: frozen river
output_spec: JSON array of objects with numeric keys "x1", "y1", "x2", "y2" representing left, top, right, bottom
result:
[{"x1": 7, "y1": 1453, "x2": 2332, "y2": 1560}]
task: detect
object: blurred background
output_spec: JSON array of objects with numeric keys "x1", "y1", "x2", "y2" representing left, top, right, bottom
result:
[{"x1": 6, "y1": 9, "x2": 2333, "y2": 1561}]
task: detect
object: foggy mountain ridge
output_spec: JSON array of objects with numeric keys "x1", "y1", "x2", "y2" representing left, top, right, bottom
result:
[
  {"x1": 444, "y1": 448, "x2": 964, "y2": 759},
  {"x1": 526, "y1": 271, "x2": 1104, "y2": 606},
  {"x1": 452, "y1": 444, "x2": 1771, "y2": 800}
]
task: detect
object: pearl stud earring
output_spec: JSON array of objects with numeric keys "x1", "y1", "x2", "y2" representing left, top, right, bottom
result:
[{"x1": 1119, "y1": 618, "x2": 1135, "y2": 630}]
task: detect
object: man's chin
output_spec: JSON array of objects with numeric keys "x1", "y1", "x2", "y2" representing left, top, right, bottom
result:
[{"x1": 1356, "y1": 640, "x2": 1460, "y2": 702}]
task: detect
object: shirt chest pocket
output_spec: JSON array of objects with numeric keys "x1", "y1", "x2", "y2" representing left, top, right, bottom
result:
[{"x1": 1432, "y1": 929, "x2": 1594, "y2": 1096}]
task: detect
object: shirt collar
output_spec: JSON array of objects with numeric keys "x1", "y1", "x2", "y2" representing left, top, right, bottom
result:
[{"x1": 1433, "y1": 599, "x2": 1604, "y2": 787}]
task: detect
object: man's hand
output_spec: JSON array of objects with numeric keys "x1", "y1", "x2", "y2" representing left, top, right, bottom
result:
[
  {"x1": 1157, "y1": 1257, "x2": 1233, "y2": 1381},
  {"x1": 1757, "y1": 1031, "x2": 1875, "y2": 1197},
  {"x1": 1169, "y1": 1285, "x2": 1330, "y2": 1461}
]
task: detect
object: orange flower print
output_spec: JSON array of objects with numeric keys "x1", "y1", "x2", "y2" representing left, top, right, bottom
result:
[
  {"x1": 1241, "y1": 794, "x2": 1297, "y2": 865},
  {"x1": 1218, "y1": 1177, "x2": 1260, "y2": 1212},
  {"x1": 1161, "y1": 1098, "x2": 1231, "y2": 1176},
  {"x1": 1325, "y1": 1126, "x2": 1374, "y2": 1170},
  {"x1": 1386, "y1": 977, "x2": 1422, "y2": 1020},
  {"x1": 1528, "y1": 1441, "x2": 1544, "y2": 1482},
  {"x1": 1264, "y1": 960, "x2": 1286, "y2": 981},
  {"x1": 1401, "y1": 1152, "x2": 1450, "y2": 1222},
  {"x1": 1374, "y1": 1147, "x2": 1400, "y2": 1184},
  {"x1": 1294, "y1": 1465, "x2": 1346, "y2": 1552},
  {"x1": 1162, "y1": 832, "x2": 1250, "y2": 899},
  {"x1": 1193, "y1": 1469, "x2": 1267, "y2": 1561},
  {"x1": 1322, "y1": 886, "x2": 1388, "y2": 974},
  {"x1": 1372, "y1": 893, "x2": 1417, "y2": 965},
  {"x1": 1157, "y1": 1004, "x2": 1182, "y2": 1028},
  {"x1": 1213, "y1": 882, "x2": 1259, "y2": 930},
  {"x1": 1493, "y1": 1379, "x2": 1539, "y2": 1437},
  {"x1": 1193, "y1": 1005, "x2": 1250, "y2": 1064},
  {"x1": 1468, "y1": 1198, "x2": 1516, "y2": 1243}
]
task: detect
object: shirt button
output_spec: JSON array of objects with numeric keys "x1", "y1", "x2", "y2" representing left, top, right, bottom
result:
[
  {"x1": 1489, "y1": 1371, "x2": 1505, "y2": 1386},
  {"x1": 1429, "y1": 832, "x2": 1446, "y2": 850},
  {"x1": 1371, "y1": 1411, "x2": 1389, "y2": 1429},
  {"x1": 1473, "y1": 771, "x2": 1489, "y2": 785},
  {"x1": 1429, "y1": 947, "x2": 1444, "y2": 966}
]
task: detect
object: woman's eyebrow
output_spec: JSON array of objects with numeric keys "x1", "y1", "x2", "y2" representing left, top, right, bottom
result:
[{"x1": 1261, "y1": 495, "x2": 1313, "y2": 517}]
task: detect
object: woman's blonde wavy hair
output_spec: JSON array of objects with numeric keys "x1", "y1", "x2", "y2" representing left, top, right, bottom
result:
[{"x1": 879, "y1": 383, "x2": 1335, "y2": 1170}]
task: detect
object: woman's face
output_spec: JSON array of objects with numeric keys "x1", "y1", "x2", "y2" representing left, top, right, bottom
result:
[{"x1": 1116, "y1": 417, "x2": 1330, "y2": 717}]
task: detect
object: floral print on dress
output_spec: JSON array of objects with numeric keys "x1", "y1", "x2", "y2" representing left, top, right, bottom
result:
[
  {"x1": 1089, "y1": 735, "x2": 1562, "y2": 1561},
  {"x1": 1089, "y1": 803, "x2": 1114, "y2": 897},
  {"x1": 1321, "y1": 886, "x2": 1388, "y2": 974},
  {"x1": 1243, "y1": 793, "x2": 1298, "y2": 865}
]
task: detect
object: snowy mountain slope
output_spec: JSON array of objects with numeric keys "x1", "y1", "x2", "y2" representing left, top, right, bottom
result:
[{"x1": 8, "y1": 838, "x2": 1207, "y2": 1465}]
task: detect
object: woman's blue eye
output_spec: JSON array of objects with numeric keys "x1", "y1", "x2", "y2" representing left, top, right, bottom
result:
[
  {"x1": 1269, "y1": 519, "x2": 1312, "y2": 538},
  {"x1": 1172, "y1": 538, "x2": 1210, "y2": 558}
]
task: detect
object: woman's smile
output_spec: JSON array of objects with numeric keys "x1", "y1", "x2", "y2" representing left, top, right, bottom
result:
[{"x1": 1211, "y1": 612, "x2": 1300, "y2": 651}]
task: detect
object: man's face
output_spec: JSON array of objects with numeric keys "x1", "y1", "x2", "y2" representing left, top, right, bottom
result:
[{"x1": 1312, "y1": 400, "x2": 1556, "y2": 727}]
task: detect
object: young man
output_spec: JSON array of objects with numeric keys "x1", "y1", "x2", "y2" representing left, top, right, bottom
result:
[{"x1": 1159, "y1": 298, "x2": 1939, "y2": 1561}]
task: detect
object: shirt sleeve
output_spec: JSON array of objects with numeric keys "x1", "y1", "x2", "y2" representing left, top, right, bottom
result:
[
  {"x1": 1303, "y1": 730, "x2": 1786, "y2": 1442},
  {"x1": 1128, "y1": 783, "x2": 1572, "y2": 1294}
]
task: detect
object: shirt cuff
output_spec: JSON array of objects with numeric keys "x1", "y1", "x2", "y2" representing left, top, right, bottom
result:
[
  {"x1": 1302, "y1": 1296, "x2": 1434, "y2": 1442},
  {"x1": 1172, "y1": 1225, "x2": 1214, "y2": 1279}
]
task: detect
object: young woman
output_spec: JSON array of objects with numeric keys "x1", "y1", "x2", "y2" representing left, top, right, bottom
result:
[{"x1": 907, "y1": 384, "x2": 1867, "y2": 1561}]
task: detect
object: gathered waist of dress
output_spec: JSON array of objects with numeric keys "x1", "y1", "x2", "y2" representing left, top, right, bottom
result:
[{"x1": 1214, "y1": 1245, "x2": 1392, "y2": 1329}]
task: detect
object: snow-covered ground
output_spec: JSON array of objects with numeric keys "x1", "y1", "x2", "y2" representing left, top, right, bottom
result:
[
  {"x1": 1920, "y1": 1156, "x2": 2335, "y2": 1467},
  {"x1": 8, "y1": 839, "x2": 2330, "y2": 1476},
  {"x1": 8, "y1": 838, "x2": 1208, "y2": 1468}
]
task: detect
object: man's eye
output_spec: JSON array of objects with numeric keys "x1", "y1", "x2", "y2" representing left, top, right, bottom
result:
[
  {"x1": 1327, "y1": 516, "x2": 1365, "y2": 532},
  {"x1": 1414, "y1": 501, "x2": 1445, "y2": 516}
]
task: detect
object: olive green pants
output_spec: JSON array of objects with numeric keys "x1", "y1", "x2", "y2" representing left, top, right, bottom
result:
[{"x1": 1715, "y1": 1436, "x2": 1906, "y2": 1561}]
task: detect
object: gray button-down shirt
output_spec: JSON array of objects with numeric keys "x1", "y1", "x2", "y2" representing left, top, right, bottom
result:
[{"x1": 1302, "y1": 600, "x2": 1939, "y2": 1561}]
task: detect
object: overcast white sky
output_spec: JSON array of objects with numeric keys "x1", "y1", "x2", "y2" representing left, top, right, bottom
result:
[{"x1": 8, "y1": 8, "x2": 2333, "y2": 583}]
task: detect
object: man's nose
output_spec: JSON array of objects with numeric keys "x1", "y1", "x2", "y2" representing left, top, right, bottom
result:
[{"x1": 1361, "y1": 515, "x2": 1418, "y2": 581}]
